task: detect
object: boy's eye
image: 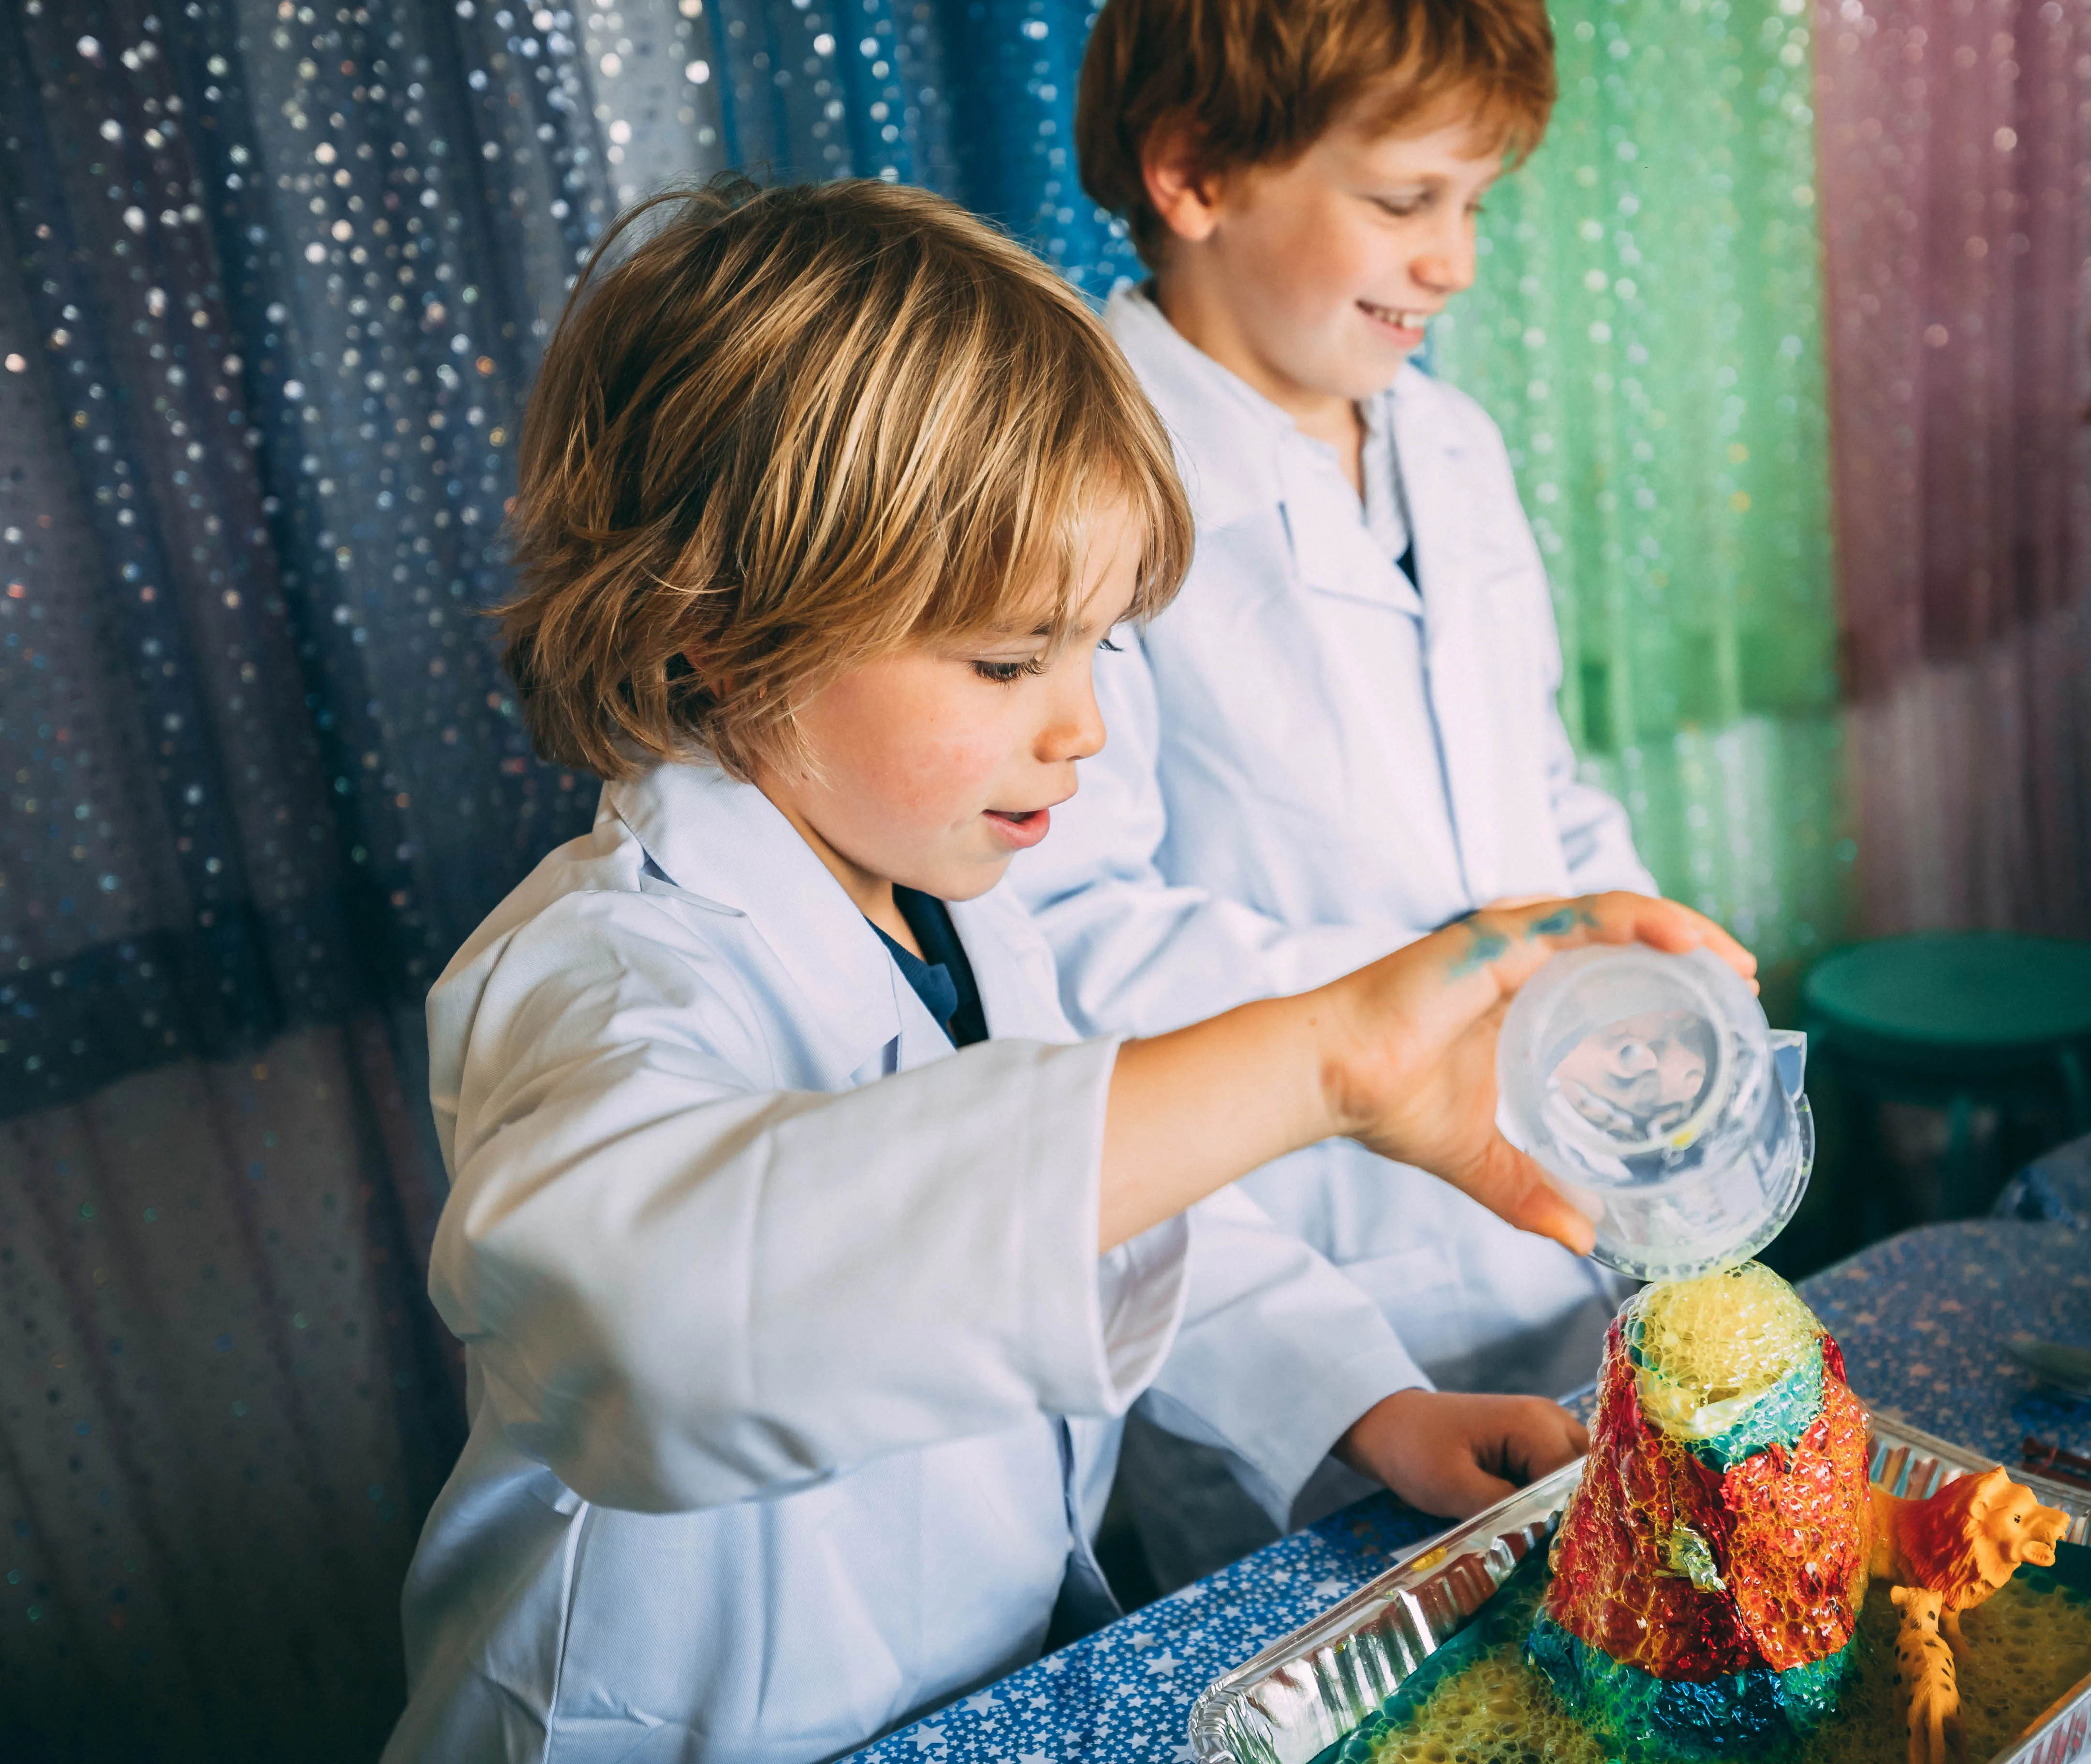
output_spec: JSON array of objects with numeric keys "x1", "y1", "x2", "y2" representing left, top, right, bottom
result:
[{"x1": 972, "y1": 657, "x2": 1046, "y2": 684}]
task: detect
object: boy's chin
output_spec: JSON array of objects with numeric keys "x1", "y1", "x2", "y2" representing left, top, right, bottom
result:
[
  {"x1": 1349, "y1": 361, "x2": 1411, "y2": 400},
  {"x1": 1342, "y1": 339, "x2": 1418, "y2": 395},
  {"x1": 907, "y1": 853, "x2": 1013, "y2": 903},
  {"x1": 1289, "y1": 341, "x2": 1407, "y2": 409}
]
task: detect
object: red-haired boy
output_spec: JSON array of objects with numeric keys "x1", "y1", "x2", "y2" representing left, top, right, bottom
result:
[{"x1": 1019, "y1": 0, "x2": 1659, "y2": 1583}]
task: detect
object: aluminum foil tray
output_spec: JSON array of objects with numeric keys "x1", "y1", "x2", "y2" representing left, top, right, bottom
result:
[{"x1": 1187, "y1": 1411, "x2": 2091, "y2": 1764}]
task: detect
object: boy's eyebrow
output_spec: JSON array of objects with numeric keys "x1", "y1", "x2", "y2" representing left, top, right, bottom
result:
[
  {"x1": 957, "y1": 622, "x2": 1055, "y2": 650},
  {"x1": 981, "y1": 616, "x2": 1070, "y2": 642}
]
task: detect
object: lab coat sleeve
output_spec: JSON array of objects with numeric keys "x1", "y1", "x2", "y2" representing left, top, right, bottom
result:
[
  {"x1": 1543, "y1": 707, "x2": 1659, "y2": 897},
  {"x1": 1013, "y1": 632, "x2": 1406, "y2": 1038},
  {"x1": 1134, "y1": 1186, "x2": 1430, "y2": 1524},
  {"x1": 1466, "y1": 403, "x2": 1658, "y2": 901},
  {"x1": 428, "y1": 891, "x2": 1185, "y2": 1514}
]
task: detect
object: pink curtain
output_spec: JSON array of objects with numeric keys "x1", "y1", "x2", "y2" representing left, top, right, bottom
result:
[{"x1": 1815, "y1": 0, "x2": 2091, "y2": 936}]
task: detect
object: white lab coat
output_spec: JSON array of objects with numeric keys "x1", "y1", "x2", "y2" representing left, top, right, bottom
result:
[
  {"x1": 1017, "y1": 286, "x2": 1655, "y2": 1397},
  {"x1": 383, "y1": 761, "x2": 1424, "y2": 1764}
]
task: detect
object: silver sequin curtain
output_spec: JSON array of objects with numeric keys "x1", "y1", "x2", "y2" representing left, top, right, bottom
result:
[{"x1": 0, "y1": 2, "x2": 1122, "y2": 1758}]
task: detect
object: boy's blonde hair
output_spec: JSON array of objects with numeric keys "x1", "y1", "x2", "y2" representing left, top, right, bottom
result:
[
  {"x1": 1078, "y1": 0, "x2": 1556, "y2": 266},
  {"x1": 501, "y1": 176, "x2": 1192, "y2": 781}
]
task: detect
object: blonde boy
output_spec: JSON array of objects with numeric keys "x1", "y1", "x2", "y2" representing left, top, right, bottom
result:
[{"x1": 381, "y1": 178, "x2": 1740, "y2": 1763}]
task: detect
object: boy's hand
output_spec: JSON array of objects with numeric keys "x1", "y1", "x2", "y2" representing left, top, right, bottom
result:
[
  {"x1": 1335, "y1": 1388, "x2": 1588, "y2": 1519},
  {"x1": 1314, "y1": 893, "x2": 1754, "y2": 1256},
  {"x1": 1098, "y1": 891, "x2": 1752, "y2": 1254}
]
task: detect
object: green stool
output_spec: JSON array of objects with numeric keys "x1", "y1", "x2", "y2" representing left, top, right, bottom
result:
[{"x1": 1803, "y1": 932, "x2": 2091, "y2": 1231}]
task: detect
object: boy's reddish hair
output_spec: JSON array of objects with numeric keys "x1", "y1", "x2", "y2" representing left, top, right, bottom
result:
[{"x1": 1077, "y1": 0, "x2": 1556, "y2": 265}]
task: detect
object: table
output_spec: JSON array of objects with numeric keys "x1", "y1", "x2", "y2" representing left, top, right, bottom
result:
[{"x1": 852, "y1": 1214, "x2": 2091, "y2": 1763}]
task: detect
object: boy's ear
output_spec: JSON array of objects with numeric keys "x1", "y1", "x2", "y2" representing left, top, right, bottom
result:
[{"x1": 1140, "y1": 118, "x2": 1225, "y2": 246}]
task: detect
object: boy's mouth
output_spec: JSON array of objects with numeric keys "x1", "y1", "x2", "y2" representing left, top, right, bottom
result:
[
  {"x1": 1358, "y1": 300, "x2": 1433, "y2": 341},
  {"x1": 984, "y1": 806, "x2": 1051, "y2": 849}
]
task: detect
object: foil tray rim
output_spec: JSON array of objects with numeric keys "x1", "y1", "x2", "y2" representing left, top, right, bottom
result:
[{"x1": 1186, "y1": 1405, "x2": 2091, "y2": 1764}]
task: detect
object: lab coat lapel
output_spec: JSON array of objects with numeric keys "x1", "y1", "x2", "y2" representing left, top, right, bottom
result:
[
  {"x1": 1108, "y1": 286, "x2": 1422, "y2": 615},
  {"x1": 1275, "y1": 442, "x2": 1422, "y2": 614},
  {"x1": 603, "y1": 764, "x2": 905, "y2": 1077},
  {"x1": 1391, "y1": 372, "x2": 1507, "y2": 899},
  {"x1": 1103, "y1": 285, "x2": 1282, "y2": 535},
  {"x1": 948, "y1": 888, "x2": 1074, "y2": 1044}
]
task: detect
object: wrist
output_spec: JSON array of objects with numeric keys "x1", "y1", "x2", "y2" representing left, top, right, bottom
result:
[
  {"x1": 1334, "y1": 1384, "x2": 1431, "y2": 1475},
  {"x1": 1271, "y1": 983, "x2": 1356, "y2": 1150},
  {"x1": 1304, "y1": 967, "x2": 1373, "y2": 1142}
]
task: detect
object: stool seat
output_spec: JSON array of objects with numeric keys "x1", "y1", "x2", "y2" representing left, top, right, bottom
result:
[
  {"x1": 1804, "y1": 933, "x2": 2091, "y2": 1059},
  {"x1": 1803, "y1": 934, "x2": 2091, "y2": 1233}
]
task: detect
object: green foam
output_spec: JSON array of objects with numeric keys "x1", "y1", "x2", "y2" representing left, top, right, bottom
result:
[
  {"x1": 1336, "y1": 1551, "x2": 1551, "y2": 1764},
  {"x1": 1684, "y1": 1338, "x2": 1826, "y2": 1472},
  {"x1": 1525, "y1": 1614, "x2": 1854, "y2": 1758}
]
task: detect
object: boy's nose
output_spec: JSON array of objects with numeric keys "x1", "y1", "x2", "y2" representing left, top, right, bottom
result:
[
  {"x1": 1413, "y1": 222, "x2": 1478, "y2": 296},
  {"x1": 1040, "y1": 676, "x2": 1108, "y2": 764},
  {"x1": 1413, "y1": 250, "x2": 1475, "y2": 297}
]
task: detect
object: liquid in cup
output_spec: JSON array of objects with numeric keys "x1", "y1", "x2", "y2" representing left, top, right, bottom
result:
[{"x1": 1496, "y1": 946, "x2": 1811, "y2": 1281}]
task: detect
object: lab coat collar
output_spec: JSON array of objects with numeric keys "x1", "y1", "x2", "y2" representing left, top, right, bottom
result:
[
  {"x1": 602, "y1": 763, "x2": 905, "y2": 1075},
  {"x1": 1386, "y1": 368, "x2": 1473, "y2": 627},
  {"x1": 1104, "y1": 283, "x2": 1294, "y2": 529},
  {"x1": 947, "y1": 886, "x2": 1071, "y2": 1044},
  {"x1": 1104, "y1": 283, "x2": 1426, "y2": 614}
]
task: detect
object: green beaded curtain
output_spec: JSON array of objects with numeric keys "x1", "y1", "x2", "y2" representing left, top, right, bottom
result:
[{"x1": 1431, "y1": 0, "x2": 1845, "y2": 974}]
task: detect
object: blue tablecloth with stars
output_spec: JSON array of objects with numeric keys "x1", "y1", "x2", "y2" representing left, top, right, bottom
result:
[{"x1": 852, "y1": 1208, "x2": 2091, "y2": 1764}]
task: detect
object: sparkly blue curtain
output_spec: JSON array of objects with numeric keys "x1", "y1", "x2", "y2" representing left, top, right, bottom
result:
[{"x1": 0, "y1": 3, "x2": 1115, "y2": 1758}]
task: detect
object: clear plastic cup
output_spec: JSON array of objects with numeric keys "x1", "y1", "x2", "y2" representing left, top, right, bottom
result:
[{"x1": 1495, "y1": 945, "x2": 1812, "y2": 1281}]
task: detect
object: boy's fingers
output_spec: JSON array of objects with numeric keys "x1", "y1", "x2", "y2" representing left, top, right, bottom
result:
[
  {"x1": 1473, "y1": 893, "x2": 1756, "y2": 985},
  {"x1": 1560, "y1": 893, "x2": 1756, "y2": 979},
  {"x1": 1501, "y1": 1405, "x2": 1589, "y2": 1481},
  {"x1": 1453, "y1": 1137, "x2": 1596, "y2": 1257},
  {"x1": 1428, "y1": 1461, "x2": 1522, "y2": 1519}
]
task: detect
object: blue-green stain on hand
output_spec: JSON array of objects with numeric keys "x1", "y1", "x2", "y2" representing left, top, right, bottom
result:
[
  {"x1": 1450, "y1": 927, "x2": 1511, "y2": 977},
  {"x1": 1527, "y1": 909, "x2": 1579, "y2": 938}
]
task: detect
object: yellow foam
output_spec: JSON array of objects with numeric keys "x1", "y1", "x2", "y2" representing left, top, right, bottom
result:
[
  {"x1": 1362, "y1": 1573, "x2": 2091, "y2": 1764},
  {"x1": 1629, "y1": 1263, "x2": 1822, "y2": 1441}
]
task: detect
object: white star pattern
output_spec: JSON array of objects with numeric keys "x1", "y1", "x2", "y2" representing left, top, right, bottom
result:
[{"x1": 850, "y1": 1491, "x2": 1437, "y2": 1762}]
